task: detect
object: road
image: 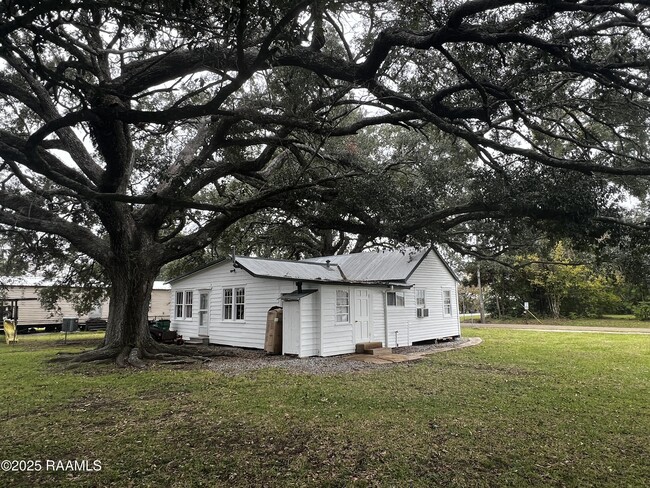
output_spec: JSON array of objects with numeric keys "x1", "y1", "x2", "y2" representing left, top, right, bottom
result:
[{"x1": 461, "y1": 322, "x2": 650, "y2": 334}]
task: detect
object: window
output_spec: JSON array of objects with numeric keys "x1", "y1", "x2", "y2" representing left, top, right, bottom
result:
[
  {"x1": 416, "y1": 289, "x2": 426, "y2": 308},
  {"x1": 223, "y1": 287, "x2": 245, "y2": 320},
  {"x1": 386, "y1": 291, "x2": 405, "y2": 306},
  {"x1": 184, "y1": 291, "x2": 193, "y2": 318},
  {"x1": 416, "y1": 289, "x2": 429, "y2": 317},
  {"x1": 199, "y1": 292, "x2": 209, "y2": 326},
  {"x1": 175, "y1": 290, "x2": 193, "y2": 319},
  {"x1": 235, "y1": 287, "x2": 245, "y2": 320},
  {"x1": 223, "y1": 289, "x2": 233, "y2": 320},
  {"x1": 442, "y1": 289, "x2": 452, "y2": 316},
  {"x1": 336, "y1": 290, "x2": 350, "y2": 323},
  {"x1": 175, "y1": 291, "x2": 184, "y2": 318}
]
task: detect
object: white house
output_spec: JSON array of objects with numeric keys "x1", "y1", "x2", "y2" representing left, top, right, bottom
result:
[{"x1": 167, "y1": 248, "x2": 461, "y2": 357}]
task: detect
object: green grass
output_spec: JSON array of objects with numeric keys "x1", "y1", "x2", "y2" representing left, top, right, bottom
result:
[
  {"x1": 461, "y1": 314, "x2": 650, "y2": 328},
  {"x1": 1, "y1": 330, "x2": 649, "y2": 487}
]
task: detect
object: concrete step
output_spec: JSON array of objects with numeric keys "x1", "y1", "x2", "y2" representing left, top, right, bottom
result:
[
  {"x1": 365, "y1": 347, "x2": 393, "y2": 356},
  {"x1": 355, "y1": 341, "x2": 383, "y2": 354},
  {"x1": 185, "y1": 336, "x2": 210, "y2": 345}
]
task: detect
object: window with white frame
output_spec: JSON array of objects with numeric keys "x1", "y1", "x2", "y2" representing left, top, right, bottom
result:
[
  {"x1": 175, "y1": 291, "x2": 184, "y2": 318},
  {"x1": 415, "y1": 289, "x2": 428, "y2": 318},
  {"x1": 184, "y1": 290, "x2": 193, "y2": 318},
  {"x1": 386, "y1": 291, "x2": 405, "y2": 306},
  {"x1": 235, "y1": 287, "x2": 245, "y2": 320},
  {"x1": 223, "y1": 288, "x2": 233, "y2": 320},
  {"x1": 175, "y1": 290, "x2": 193, "y2": 319},
  {"x1": 336, "y1": 290, "x2": 350, "y2": 323},
  {"x1": 442, "y1": 289, "x2": 452, "y2": 316},
  {"x1": 223, "y1": 287, "x2": 245, "y2": 320},
  {"x1": 199, "y1": 292, "x2": 209, "y2": 326},
  {"x1": 416, "y1": 289, "x2": 426, "y2": 308}
]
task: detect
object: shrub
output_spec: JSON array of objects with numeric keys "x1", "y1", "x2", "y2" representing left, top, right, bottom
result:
[{"x1": 633, "y1": 302, "x2": 650, "y2": 321}]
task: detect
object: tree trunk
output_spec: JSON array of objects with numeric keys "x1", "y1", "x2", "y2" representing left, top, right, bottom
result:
[
  {"x1": 51, "y1": 256, "x2": 227, "y2": 366},
  {"x1": 549, "y1": 295, "x2": 561, "y2": 319},
  {"x1": 102, "y1": 266, "x2": 158, "y2": 360},
  {"x1": 51, "y1": 261, "x2": 161, "y2": 367}
]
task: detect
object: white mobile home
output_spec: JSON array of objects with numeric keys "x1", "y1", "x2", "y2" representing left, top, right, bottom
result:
[
  {"x1": 168, "y1": 248, "x2": 461, "y2": 357},
  {"x1": 0, "y1": 276, "x2": 171, "y2": 326}
]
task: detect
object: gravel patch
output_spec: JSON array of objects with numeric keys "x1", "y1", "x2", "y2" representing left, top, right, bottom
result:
[
  {"x1": 202, "y1": 337, "x2": 471, "y2": 376},
  {"x1": 392, "y1": 337, "x2": 471, "y2": 355}
]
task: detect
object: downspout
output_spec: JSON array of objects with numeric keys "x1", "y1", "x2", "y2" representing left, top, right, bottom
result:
[
  {"x1": 319, "y1": 285, "x2": 324, "y2": 356},
  {"x1": 383, "y1": 289, "x2": 389, "y2": 347},
  {"x1": 456, "y1": 283, "x2": 462, "y2": 337}
]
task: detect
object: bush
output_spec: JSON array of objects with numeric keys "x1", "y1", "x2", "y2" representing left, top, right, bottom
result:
[{"x1": 633, "y1": 302, "x2": 650, "y2": 321}]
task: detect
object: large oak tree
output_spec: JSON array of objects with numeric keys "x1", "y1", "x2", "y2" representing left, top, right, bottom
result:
[{"x1": 1, "y1": 0, "x2": 649, "y2": 364}]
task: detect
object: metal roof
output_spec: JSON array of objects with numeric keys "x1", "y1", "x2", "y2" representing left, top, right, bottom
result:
[
  {"x1": 235, "y1": 257, "x2": 346, "y2": 282},
  {"x1": 303, "y1": 248, "x2": 430, "y2": 282},
  {"x1": 0, "y1": 275, "x2": 176, "y2": 289},
  {"x1": 168, "y1": 247, "x2": 458, "y2": 285}
]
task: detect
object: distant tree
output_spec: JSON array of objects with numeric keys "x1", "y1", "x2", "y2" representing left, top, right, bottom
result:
[
  {"x1": 598, "y1": 214, "x2": 650, "y2": 304},
  {"x1": 466, "y1": 241, "x2": 626, "y2": 319},
  {"x1": 523, "y1": 242, "x2": 598, "y2": 318}
]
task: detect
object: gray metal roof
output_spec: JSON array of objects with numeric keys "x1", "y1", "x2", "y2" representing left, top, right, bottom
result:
[
  {"x1": 235, "y1": 257, "x2": 346, "y2": 282},
  {"x1": 169, "y1": 247, "x2": 458, "y2": 285},
  {"x1": 303, "y1": 248, "x2": 430, "y2": 282}
]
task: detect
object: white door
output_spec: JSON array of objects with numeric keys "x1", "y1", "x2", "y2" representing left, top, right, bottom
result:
[
  {"x1": 353, "y1": 289, "x2": 371, "y2": 343},
  {"x1": 198, "y1": 292, "x2": 210, "y2": 337},
  {"x1": 282, "y1": 301, "x2": 301, "y2": 355}
]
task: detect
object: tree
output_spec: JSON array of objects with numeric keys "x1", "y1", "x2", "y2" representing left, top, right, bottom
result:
[
  {"x1": 464, "y1": 240, "x2": 627, "y2": 319},
  {"x1": 526, "y1": 241, "x2": 591, "y2": 318},
  {"x1": 1, "y1": 1, "x2": 650, "y2": 364}
]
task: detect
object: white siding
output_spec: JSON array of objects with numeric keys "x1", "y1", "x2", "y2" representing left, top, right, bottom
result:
[
  {"x1": 396, "y1": 252, "x2": 461, "y2": 346},
  {"x1": 299, "y1": 289, "x2": 320, "y2": 357},
  {"x1": 318, "y1": 285, "x2": 386, "y2": 357},
  {"x1": 319, "y1": 285, "x2": 354, "y2": 356},
  {"x1": 384, "y1": 289, "x2": 415, "y2": 347},
  {"x1": 149, "y1": 289, "x2": 171, "y2": 320},
  {"x1": 169, "y1": 262, "x2": 294, "y2": 347},
  {"x1": 282, "y1": 301, "x2": 301, "y2": 355}
]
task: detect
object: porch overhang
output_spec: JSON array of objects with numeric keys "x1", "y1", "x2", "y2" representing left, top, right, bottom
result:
[{"x1": 280, "y1": 289, "x2": 318, "y2": 301}]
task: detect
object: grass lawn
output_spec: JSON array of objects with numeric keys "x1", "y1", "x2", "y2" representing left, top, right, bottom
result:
[
  {"x1": 1, "y1": 330, "x2": 648, "y2": 487},
  {"x1": 461, "y1": 314, "x2": 650, "y2": 328}
]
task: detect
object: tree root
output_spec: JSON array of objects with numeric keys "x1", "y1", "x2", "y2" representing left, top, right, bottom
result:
[
  {"x1": 115, "y1": 346, "x2": 131, "y2": 368},
  {"x1": 153, "y1": 342, "x2": 236, "y2": 358},
  {"x1": 50, "y1": 342, "x2": 230, "y2": 367},
  {"x1": 51, "y1": 346, "x2": 122, "y2": 363}
]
